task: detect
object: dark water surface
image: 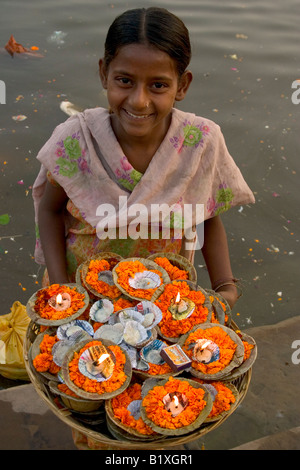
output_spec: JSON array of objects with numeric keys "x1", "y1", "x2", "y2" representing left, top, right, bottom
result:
[{"x1": 0, "y1": 0, "x2": 299, "y2": 331}]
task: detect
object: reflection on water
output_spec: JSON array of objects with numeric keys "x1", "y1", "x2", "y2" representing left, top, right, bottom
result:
[{"x1": 0, "y1": 0, "x2": 299, "y2": 327}]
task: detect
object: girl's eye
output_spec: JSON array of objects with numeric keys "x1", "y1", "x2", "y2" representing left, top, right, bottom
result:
[
  {"x1": 152, "y1": 82, "x2": 167, "y2": 90},
  {"x1": 117, "y1": 77, "x2": 132, "y2": 85}
]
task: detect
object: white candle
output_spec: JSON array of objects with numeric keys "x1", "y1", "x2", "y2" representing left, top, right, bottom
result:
[
  {"x1": 48, "y1": 292, "x2": 71, "y2": 311},
  {"x1": 163, "y1": 392, "x2": 188, "y2": 417}
]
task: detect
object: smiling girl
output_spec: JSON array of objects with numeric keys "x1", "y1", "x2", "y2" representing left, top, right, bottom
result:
[{"x1": 33, "y1": 7, "x2": 254, "y2": 312}]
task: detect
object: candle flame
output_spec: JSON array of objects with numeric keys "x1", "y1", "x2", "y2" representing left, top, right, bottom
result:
[
  {"x1": 201, "y1": 340, "x2": 211, "y2": 350},
  {"x1": 173, "y1": 395, "x2": 179, "y2": 407},
  {"x1": 56, "y1": 293, "x2": 63, "y2": 305},
  {"x1": 97, "y1": 353, "x2": 110, "y2": 365},
  {"x1": 175, "y1": 292, "x2": 181, "y2": 303}
]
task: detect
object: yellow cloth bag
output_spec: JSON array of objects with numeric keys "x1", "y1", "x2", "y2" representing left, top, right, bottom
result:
[{"x1": 0, "y1": 301, "x2": 31, "y2": 381}]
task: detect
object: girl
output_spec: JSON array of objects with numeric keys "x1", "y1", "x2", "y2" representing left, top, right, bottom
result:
[
  {"x1": 33, "y1": 7, "x2": 254, "y2": 312},
  {"x1": 32, "y1": 6, "x2": 254, "y2": 450}
]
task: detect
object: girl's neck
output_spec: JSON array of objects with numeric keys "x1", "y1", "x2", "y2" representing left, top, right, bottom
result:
[{"x1": 110, "y1": 113, "x2": 172, "y2": 173}]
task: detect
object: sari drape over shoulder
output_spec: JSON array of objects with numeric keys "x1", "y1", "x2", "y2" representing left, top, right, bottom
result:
[{"x1": 32, "y1": 107, "x2": 254, "y2": 280}]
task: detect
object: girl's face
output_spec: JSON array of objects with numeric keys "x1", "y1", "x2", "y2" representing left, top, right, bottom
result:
[{"x1": 99, "y1": 43, "x2": 192, "y2": 145}]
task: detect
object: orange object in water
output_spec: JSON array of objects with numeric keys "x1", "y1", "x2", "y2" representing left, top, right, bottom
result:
[
  {"x1": 5, "y1": 35, "x2": 30, "y2": 56},
  {"x1": 5, "y1": 35, "x2": 43, "y2": 57}
]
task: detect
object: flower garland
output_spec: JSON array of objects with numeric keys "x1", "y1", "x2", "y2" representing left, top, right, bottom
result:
[
  {"x1": 115, "y1": 260, "x2": 164, "y2": 300},
  {"x1": 182, "y1": 326, "x2": 237, "y2": 375},
  {"x1": 34, "y1": 284, "x2": 85, "y2": 320},
  {"x1": 68, "y1": 340, "x2": 127, "y2": 395},
  {"x1": 111, "y1": 383, "x2": 155, "y2": 435},
  {"x1": 85, "y1": 259, "x2": 122, "y2": 299},
  {"x1": 33, "y1": 333, "x2": 61, "y2": 374},
  {"x1": 153, "y1": 257, "x2": 189, "y2": 281},
  {"x1": 142, "y1": 376, "x2": 207, "y2": 430},
  {"x1": 155, "y1": 281, "x2": 209, "y2": 338}
]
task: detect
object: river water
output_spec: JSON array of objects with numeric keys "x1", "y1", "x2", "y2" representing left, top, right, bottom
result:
[{"x1": 0, "y1": 0, "x2": 299, "y2": 331}]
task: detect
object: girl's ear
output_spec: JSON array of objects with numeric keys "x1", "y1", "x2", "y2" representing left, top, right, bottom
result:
[
  {"x1": 99, "y1": 58, "x2": 108, "y2": 89},
  {"x1": 175, "y1": 70, "x2": 193, "y2": 101}
]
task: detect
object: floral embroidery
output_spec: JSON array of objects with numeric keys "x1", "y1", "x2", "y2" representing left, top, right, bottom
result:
[
  {"x1": 115, "y1": 156, "x2": 142, "y2": 191},
  {"x1": 53, "y1": 134, "x2": 90, "y2": 178},
  {"x1": 170, "y1": 121, "x2": 210, "y2": 152},
  {"x1": 63, "y1": 136, "x2": 82, "y2": 159},
  {"x1": 55, "y1": 158, "x2": 78, "y2": 177},
  {"x1": 207, "y1": 183, "x2": 234, "y2": 216}
]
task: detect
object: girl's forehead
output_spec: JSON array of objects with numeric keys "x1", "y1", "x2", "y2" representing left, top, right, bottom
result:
[{"x1": 108, "y1": 43, "x2": 178, "y2": 77}]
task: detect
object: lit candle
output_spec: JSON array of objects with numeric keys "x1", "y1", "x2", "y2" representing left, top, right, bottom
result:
[
  {"x1": 48, "y1": 292, "x2": 71, "y2": 311},
  {"x1": 169, "y1": 292, "x2": 195, "y2": 320},
  {"x1": 193, "y1": 338, "x2": 220, "y2": 364},
  {"x1": 86, "y1": 345, "x2": 114, "y2": 378},
  {"x1": 163, "y1": 392, "x2": 188, "y2": 417}
]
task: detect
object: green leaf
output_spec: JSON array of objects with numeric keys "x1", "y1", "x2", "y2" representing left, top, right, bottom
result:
[{"x1": 0, "y1": 214, "x2": 10, "y2": 225}]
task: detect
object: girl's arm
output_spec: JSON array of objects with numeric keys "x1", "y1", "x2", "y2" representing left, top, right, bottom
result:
[
  {"x1": 201, "y1": 215, "x2": 239, "y2": 308},
  {"x1": 38, "y1": 180, "x2": 69, "y2": 284}
]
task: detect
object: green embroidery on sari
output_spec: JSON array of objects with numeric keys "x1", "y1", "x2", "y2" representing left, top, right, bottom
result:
[
  {"x1": 56, "y1": 157, "x2": 78, "y2": 177},
  {"x1": 183, "y1": 124, "x2": 203, "y2": 147},
  {"x1": 63, "y1": 136, "x2": 82, "y2": 159},
  {"x1": 214, "y1": 187, "x2": 234, "y2": 215}
]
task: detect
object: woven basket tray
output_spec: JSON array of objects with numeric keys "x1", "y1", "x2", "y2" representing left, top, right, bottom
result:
[
  {"x1": 76, "y1": 252, "x2": 124, "y2": 300},
  {"x1": 151, "y1": 280, "x2": 213, "y2": 343},
  {"x1": 178, "y1": 323, "x2": 245, "y2": 381},
  {"x1": 26, "y1": 283, "x2": 90, "y2": 327},
  {"x1": 23, "y1": 320, "x2": 253, "y2": 449},
  {"x1": 147, "y1": 252, "x2": 197, "y2": 283}
]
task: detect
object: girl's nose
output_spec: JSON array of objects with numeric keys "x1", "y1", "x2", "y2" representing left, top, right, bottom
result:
[{"x1": 128, "y1": 85, "x2": 150, "y2": 110}]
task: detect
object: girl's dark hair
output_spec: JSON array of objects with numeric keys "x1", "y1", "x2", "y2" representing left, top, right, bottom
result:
[{"x1": 103, "y1": 7, "x2": 191, "y2": 76}]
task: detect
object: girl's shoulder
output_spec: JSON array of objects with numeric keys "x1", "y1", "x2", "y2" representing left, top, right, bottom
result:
[
  {"x1": 172, "y1": 108, "x2": 221, "y2": 135},
  {"x1": 52, "y1": 106, "x2": 109, "y2": 136}
]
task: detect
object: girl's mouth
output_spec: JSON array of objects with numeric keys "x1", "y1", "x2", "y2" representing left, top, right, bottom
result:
[{"x1": 124, "y1": 109, "x2": 151, "y2": 120}]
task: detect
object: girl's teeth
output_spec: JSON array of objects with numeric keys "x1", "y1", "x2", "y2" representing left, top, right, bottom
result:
[{"x1": 126, "y1": 110, "x2": 148, "y2": 119}]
